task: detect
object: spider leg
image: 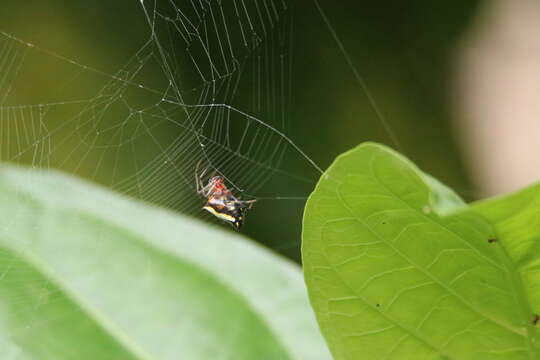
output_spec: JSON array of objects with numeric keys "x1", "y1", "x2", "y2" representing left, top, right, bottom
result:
[
  {"x1": 196, "y1": 170, "x2": 206, "y2": 195},
  {"x1": 239, "y1": 199, "x2": 257, "y2": 204},
  {"x1": 225, "y1": 198, "x2": 256, "y2": 209},
  {"x1": 198, "y1": 167, "x2": 221, "y2": 198},
  {"x1": 244, "y1": 199, "x2": 256, "y2": 209},
  {"x1": 197, "y1": 177, "x2": 207, "y2": 196},
  {"x1": 196, "y1": 160, "x2": 212, "y2": 196},
  {"x1": 195, "y1": 169, "x2": 201, "y2": 193},
  {"x1": 195, "y1": 160, "x2": 203, "y2": 193}
]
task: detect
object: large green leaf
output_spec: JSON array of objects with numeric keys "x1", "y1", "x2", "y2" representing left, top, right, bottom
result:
[
  {"x1": 302, "y1": 142, "x2": 540, "y2": 360},
  {"x1": 0, "y1": 166, "x2": 330, "y2": 360}
]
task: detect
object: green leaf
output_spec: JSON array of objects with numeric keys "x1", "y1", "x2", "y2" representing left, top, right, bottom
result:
[
  {"x1": 472, "y1": 184, "x2": 540, "y2": 328},
  {"x1": 0, "y1": 166, "x2": 331, "y2": 360},
  {"x1": 302, "y1": 142, "x2": 540, "y2": 360}
]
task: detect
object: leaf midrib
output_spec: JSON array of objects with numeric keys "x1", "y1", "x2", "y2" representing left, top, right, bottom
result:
[
  {"x1": 368, "y1": 150, "x2": 540, "y2": 358},
  {"x1": 311, "y1": 147, "x2": 535, "y2": 358},
  {"x1": 367, "y1": 152, "x2": 528, "y2": 336},
  {"x1": 315, "y1": 219, "x2": 447, "y2": 357}
]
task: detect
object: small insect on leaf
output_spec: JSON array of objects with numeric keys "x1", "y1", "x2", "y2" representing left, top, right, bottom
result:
[
  {"x1": 532, "y1": 314, "x2": 539, "y2": 326},
  {"x1": 487, "y1": 238, "x2": 497, "y2": 244}
]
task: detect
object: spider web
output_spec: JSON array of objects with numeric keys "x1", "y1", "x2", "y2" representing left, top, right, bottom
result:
[
  {"x1": 0, "y1": 1, "x2": 333, "y2": 356},
  {"x1": 0, "y1": 0, "x2": 324, "y2": 245},
  {"x1": 0, "y1": 1, "x2": 437, "y2": 359},
  {"x1": 0, "y1": 1, "x2": 504, "y2": 358}
]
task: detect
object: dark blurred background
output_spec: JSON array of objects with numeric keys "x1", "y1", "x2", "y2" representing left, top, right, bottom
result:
[{"x1": 0, "y1": 0, "x2": 517, "y2": 262}]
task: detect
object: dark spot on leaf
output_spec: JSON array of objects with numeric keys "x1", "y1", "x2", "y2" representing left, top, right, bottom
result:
[
  {"x1": 533, "y1": 314, "x2": 539, "y2": 326},
  {"x1": 375, "y1": 303, "x2": 380, "y2": 307},
  {"x1": 487, "y1": 238, "x2": 497, "y2": 243}
]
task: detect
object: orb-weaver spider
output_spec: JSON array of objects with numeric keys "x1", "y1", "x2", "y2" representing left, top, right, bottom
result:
[{"x1": 196, "y1": 162, "x2": 256, "y2": 229}]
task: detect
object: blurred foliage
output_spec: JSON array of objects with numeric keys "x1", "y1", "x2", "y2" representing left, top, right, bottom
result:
[
  {"x1": 0, "y1": 164, "x2": 330, "y2": 360},
  {"x1": 0, "y1": 0, "x2": 482, "y2": 262}
]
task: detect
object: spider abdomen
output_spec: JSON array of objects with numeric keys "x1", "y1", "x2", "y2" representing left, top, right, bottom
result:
[{"x1": 203, "y1": 196, "x2": 248, "y2": 229}]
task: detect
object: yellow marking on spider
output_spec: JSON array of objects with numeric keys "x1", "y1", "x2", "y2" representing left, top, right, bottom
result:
[{"x1": 203, "y1": 205, "x2": 236, "y2": 223}]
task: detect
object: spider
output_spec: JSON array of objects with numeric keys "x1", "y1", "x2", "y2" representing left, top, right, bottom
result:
[{"x1": 196, "y1": 162, "x2": 256, "y2": 229}]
